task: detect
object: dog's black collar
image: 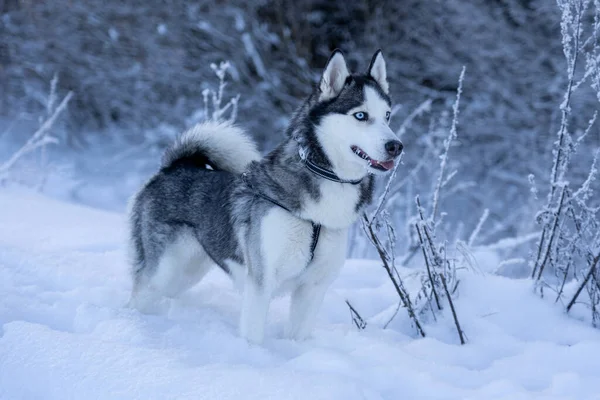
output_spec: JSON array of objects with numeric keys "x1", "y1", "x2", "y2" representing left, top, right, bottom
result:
[
  {"x1": 303, "y1": 158, "x2": 363, "y2": 185},
  {"x1": 297, "y1": 145, "x2": 363, "y2": 185}
]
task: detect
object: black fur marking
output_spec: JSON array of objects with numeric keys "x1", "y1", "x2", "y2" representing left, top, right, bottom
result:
[
  {"x1": 356, "y1": 175, "x2": 375, "y2": 212},
  {"x1": 367, "y1": 49, "x2": 383, "y2": 75},
  {"x1": 161, "y1": 150, "x2": 218, "y2": 172}
]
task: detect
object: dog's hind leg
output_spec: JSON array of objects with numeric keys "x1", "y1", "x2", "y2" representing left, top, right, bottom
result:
[
  {"x1": 129, "y1": 228, "x2": 213, "y2": 313},
  {"x1": 151, "y1": 231, "x2": 214, "y2": 299}
]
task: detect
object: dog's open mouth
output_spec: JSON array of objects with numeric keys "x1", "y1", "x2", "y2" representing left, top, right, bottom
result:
[{"x1": 351, "y1": 146, "x2": 394, "y2": 171}]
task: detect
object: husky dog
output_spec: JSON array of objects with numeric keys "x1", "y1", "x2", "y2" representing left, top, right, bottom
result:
[{"x1": 128, "y1": 50, "x2": 403, "y2": 343}]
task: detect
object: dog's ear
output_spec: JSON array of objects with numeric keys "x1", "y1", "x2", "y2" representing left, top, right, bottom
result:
[
  {"x1": 319, "y1": 49, "x2": 350, "y2": 100},
  {"x1": 367, "y1": 49, "x2": 389, "y2": 94}
]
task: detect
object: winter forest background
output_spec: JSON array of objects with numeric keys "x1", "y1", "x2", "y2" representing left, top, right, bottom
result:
[{"x1": 2, "y1": 1, "x2": 600, "y2": 329}]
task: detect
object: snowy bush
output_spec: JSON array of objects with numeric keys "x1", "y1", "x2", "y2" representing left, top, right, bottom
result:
[{"x1": 531, "y1": 0, "x2": 600, "y2": 327}]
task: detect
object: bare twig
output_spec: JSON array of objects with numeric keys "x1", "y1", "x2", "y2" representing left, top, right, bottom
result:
[
  {"x1": 362, "y1": 213, "x2": 426, "y2": 337},
  {"x1": 0, "y1": 91, "x2": 72, "y2": 179},
  {"x1": 533, "y1": 186, "x2": 568, "y2": 281},
  {"x1": 440, "y1": 273, "x2": 467, "y2": 344},
  {"x1": 383, "y1": 301, "x2": 403, "y2": 329},
  {"x1": 416, "y1": 197, "x2": 442, "y2": 310},
  {"x1": 370, "y1": 152, "x2": 404, "y2": 224},
  {"x1": 345, "y1": 300, "x2": 367, "y2": 330},
  {"x1": 566, "y1": 250, "x2": 600, "y2": 312}
]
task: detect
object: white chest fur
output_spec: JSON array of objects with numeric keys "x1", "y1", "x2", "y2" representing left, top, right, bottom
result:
[
  {"x1": 299, "y1": 180, "x2": 361, "y2": 229},
  {"x1": 259, "y1": 207, "x2": 348, "y2": 291},
  {"x1": 260, "y1": 208, "x2": 313, "y2": 281}
]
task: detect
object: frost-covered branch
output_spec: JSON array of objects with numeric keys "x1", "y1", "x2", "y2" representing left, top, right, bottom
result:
[
  {"x1": 431, "y1": 66, "x2": 465, "y2": 223},
  {"x1": 415, "y1": 196, "x2": 466, "y2": 344},
  {"x1": 396, "y1": 99, "x2": 432, "y2": 138},
  {"x1": 549, "y1": 0, "x2": 588, "y2": 201},
  {"x1": 0, "y1": 83, "x2": 72, "y2": 181},
  {"x1": 202, "y1": 61, "x2": 240, "y2": 123},
  {"x1": 468, "y1": 208, "x2": 489, "y2": 248},
  {"x1": 361, "y1": 212, "x2": 426, "y2": 337}
]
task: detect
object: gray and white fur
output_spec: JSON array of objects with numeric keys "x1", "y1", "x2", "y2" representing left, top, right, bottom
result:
[{"x1": 128, "y1": 50, "x2": 403, "y2": 343}]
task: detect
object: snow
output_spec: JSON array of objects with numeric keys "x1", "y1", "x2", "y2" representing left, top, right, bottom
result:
[{"x1": 1, "y1": 188, "x2": 600, "y2": 400}]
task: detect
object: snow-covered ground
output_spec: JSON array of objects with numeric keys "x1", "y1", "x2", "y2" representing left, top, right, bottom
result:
[{"x1": 1, "y1": 188, "x2": 600, "y2": 400}]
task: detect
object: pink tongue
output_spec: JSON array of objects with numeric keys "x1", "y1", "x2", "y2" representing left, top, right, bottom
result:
[{"x1": 379, "y1": 160, "x2": 394, "y2": 170}]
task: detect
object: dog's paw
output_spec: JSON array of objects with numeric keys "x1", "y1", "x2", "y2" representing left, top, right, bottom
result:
[
  {"x1": 284, "y1": 325, "x2": 314, "y2": 341},
  {"x1": 127, "y1": 290, "x2": 170, "y2": 315}
]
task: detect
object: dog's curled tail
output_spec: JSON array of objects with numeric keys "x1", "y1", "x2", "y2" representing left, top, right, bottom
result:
[{"x1": 162, "y1": 121, "x2": 261, "y2": 174}]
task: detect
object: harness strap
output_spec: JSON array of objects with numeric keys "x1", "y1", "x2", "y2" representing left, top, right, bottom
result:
[
  {"x1": 309, "y1": 224, "x2": 321, "y2": 261},
  {"x1": 242, "y1": 173, "x2": 321, "y2": 263}
]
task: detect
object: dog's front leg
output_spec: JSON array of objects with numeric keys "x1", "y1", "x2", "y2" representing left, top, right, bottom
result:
[
  {"x1": 286, "y1": 282, "x2": 330, "y2": 340},
  {"x1": 286, "y1": 227, "x2": 348, "y2": 340},
  {"x1": 239, "y1": 271, "x2": 272, "y2": 344}
]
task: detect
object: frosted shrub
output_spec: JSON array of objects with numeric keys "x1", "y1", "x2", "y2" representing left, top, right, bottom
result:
[{"x1": 531, "y1": 0, "x2": 600, "y2": 327}]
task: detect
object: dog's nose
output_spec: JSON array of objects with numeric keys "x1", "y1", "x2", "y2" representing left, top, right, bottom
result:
[{"x1": 385, "y1": 140, "x2": 403, "y2": 157}]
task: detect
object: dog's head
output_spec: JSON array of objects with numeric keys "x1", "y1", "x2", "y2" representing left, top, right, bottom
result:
[{"x1": 307, "y1": 50, "x2": 402, "y2": 180}]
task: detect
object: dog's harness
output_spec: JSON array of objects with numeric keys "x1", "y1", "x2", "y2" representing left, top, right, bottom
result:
[
  {"x1": 242, "y1": 151, "x2": 362, "y2": 265},
  {"x1": 242, "y1": 173, "x2": 321, "y2": 263},
  {"x1": 242, "y1": 154, "x2": 362, "y2": 264}
]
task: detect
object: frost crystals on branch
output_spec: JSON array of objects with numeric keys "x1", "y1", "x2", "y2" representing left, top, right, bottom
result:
[
  {"x1": 431, "y1": 66, "x2": 465, "y2": 223},
  {"x1": 202, "y1": 61, "x2": 240, "y2": 123},
  {"x1": 0, "y1": 75, "x2": 73, "y2": 184}
]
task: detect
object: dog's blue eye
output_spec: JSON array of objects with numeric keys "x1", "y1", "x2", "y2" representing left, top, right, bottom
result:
[
  {"x1": 385, "y1": 111, "x2": 391, "y2": 121},
  {"x1": 353, "y1": 112, "x2": 368, "y2": 121}
]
